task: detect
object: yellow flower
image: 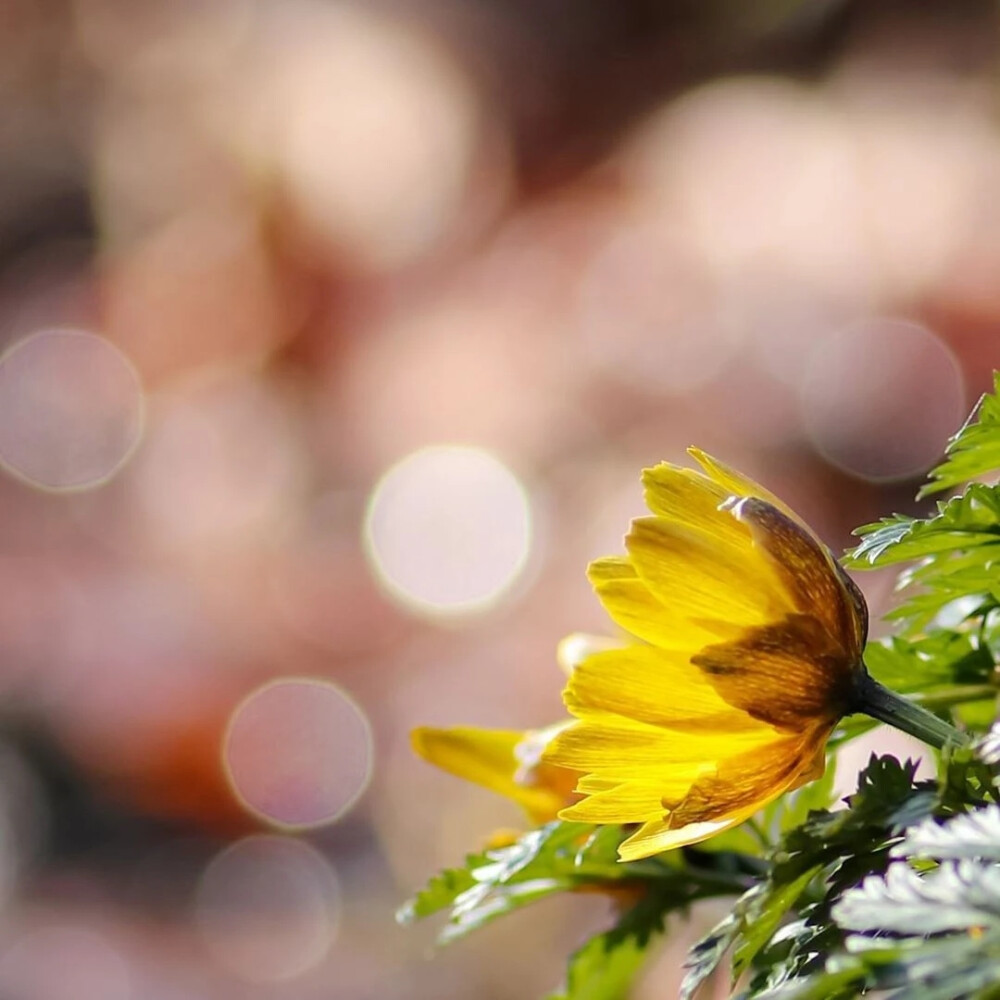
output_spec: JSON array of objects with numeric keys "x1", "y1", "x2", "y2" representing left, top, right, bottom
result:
[
  {"x1": 411, "y1": 449, "x2": 958, "y2": 863},
  {"x1": 410, "y1": 722, "x2": 580, "y2": 825},
  {"x1": 542, "y1": 448, "x2": 870, "y2": 862}
]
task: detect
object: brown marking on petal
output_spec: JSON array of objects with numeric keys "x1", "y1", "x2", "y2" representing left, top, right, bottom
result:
[
  {"x1": 667, "y1": 758, "x2": 798, "y2": 830},
  {"x1": 835, "y1": 562, "x2": 870, "y2": 654},
  {"x1": 691, "y1": 613, "x2": 857, "y2": 730},
  {"x1": 662, "y1": 730, "x2": 827, "y2": 828},
  {"x1": 729, "y1": 497, "x2": 866, "y2": 662},
  {"x1": 697, "y1": 661, "x2": 749, "y2": 677}
]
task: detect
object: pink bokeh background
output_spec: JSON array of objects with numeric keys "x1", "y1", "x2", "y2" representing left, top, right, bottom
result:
[{"x1": 0, "y1": 1, "x2": 997, "y2": 997}]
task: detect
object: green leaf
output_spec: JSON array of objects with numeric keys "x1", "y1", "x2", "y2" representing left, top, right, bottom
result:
[
  {"x1": 886, "y1": 551, "x2": 1000, "y2": 630},
  {"x1": 749, "y1": 962, "x2": 867, "y2": 1000},
  {"x1": 733, "y1": 868, "x2": 821, "y2": 979},
  {"x1": 550, "y1": 882, "x2": 690, "y2": 1000},
  {"x1": 833, "y1": 860, "x2": 1000, "y2": 935},
  {"x1": 396, "y1": 855, "x2": 484, "y2": 924},
  {"x1": 548, "y1": 927, "x2": 646, "y2": 1000},
  {"x1": 399, "y1": 820, "x2": 752, "y2": 949},
  {"x1": 436, "y1": 823, "x2": 616, "y2": 943},
  {"x1": 863, "y1": 632, "x2": 997, "y2": 693},
  {"x1": 683, "y1": 757, "x2": 920, "y2": 1000},
  {"x1": 894, "y1": 806, "x2": 1000, "y2": 863},
  {"x1": 397, "y1": 823, "x2": 602, "y2": 942},
  {"x1": 730, "y1": 756, "x2": 947, "y2": 997},
  {"x1": 681, "y1": 908, "x2": 742, "y2": 1000},
  {"x1": 750, "y1": 935, "x2": 1000, "y2": 999},
  {"x1": 847, "y1": 485, "x2": 1000, "y2": 569},
  {"x1": 936, "y1": 743, "x2": 998, "y2": 814},
  {"x1": 847, "y1": 515, "x2": 919, "y2": 564},
  {"x1": 785, "y1": 755, "x2": 934, "y2": 855},
  {"x1": 921, "y1": 372, "x2": 1000, "y2": 498}
]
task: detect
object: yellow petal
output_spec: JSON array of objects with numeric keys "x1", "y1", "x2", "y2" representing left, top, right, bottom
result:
[
  {"x1": 544, "y1": 712, "x2": 776, "y2": 780},
  {"x1": 563, "y1": 645, "x2": 761, "y2": 731},
  {"x1": 625, "y1": 516, "x2": 793, "y2": 628},
  {"x1": 687, "y1": 447, "x2": 802, "y2": 525},
  {"x1": 665, "y1": 734, "x2": 812, "y2": 827},
  {"x1": 641, "y1": 463, "x2": 745, "y2": 548},
  {"x1": 730, "y1": 496, "x2": 864, "y2": 659},
  {"x1": 615, "y1": 729, "x2": 828, "y2": 861},
  {"x1": 559, "y1": 779, "x2": 692, "y2": 823},
  {"x1": 618, "y1": 812, "x2": 758, "y2": 861},
  {"x1": 587, "y1": 557, "x2": 733, "y2": 649},
  {"x1": 411, "y1": 726, "x2": 571, "y2": 824},
  {"x1": 574, "y1": 774, "x2": 621, "y2": 793},
  {"x1": 555, "y1": 632, "x2": 621, "y2": 675},
  {"x1": 687, "y1": 449, "x2": 868, "y2": 648}
]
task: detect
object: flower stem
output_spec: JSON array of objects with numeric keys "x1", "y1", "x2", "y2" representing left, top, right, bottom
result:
[{"x1": 852, "y1": 672, "x2": 972, "y2": 750}]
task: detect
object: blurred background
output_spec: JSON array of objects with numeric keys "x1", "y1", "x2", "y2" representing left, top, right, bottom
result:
[{"x1": 0, "y1": 0, "x2": 997, "y2": 996}]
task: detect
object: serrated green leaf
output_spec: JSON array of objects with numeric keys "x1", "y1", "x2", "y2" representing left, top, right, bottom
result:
[
  {"x1": 847, "y1": 515, "x2": 918, "y2": 565},
  {"x1": 683, "y1": 875, "x2": 816, "y2": 1000},
  {"x1": 936, "y1": 743, "x2": 998, "y2": 813},
  {"x1": 471, "y1": 822, "x2": 597, "y2": 885},
  {"x1": 443, "y1": 876, "x2": 574, "y2": 943},
  {"x1": 921, "y1": 373, "x2": 1000, "y2": 498},
  {"x1": 396, "y1": 855, "x2": 484, "y2": 924},
  {"x1": 879, "y1": 549, "x2": 1000, "y2": 637},
  {"x1": 734, "y1": 868, "x2": 821, "y2": 979},
  {"x1": 755, "y1": 933, "x2": 1000, "y2": 1000},
  {"x1": 863, "y1": 632, "x2": 997, "y2": 693},
  {"x1": 890, "y1": 957, "x2": 1000, "y2": 1000},
  {"x1": 863, "y1": 637, "x2": 955, "y2": 692},
  {"x1": 399, "y1": 819, "x2": 752, "y2": 952},
  {"x1": 894, "y1": 806, "x2": 1000, "y2": 863},
  {"x1": 681, "y1": 908, "x2": 742, "y2": 1000},
  {"x1": 732, "y1": 755, "x2": 947, "y2": 997},
  {"x1": 748, "y1": 963, "x2": 866, "y2": 1000},
  {"x1": 397, "y1": 823, "x2": 605, "y2": 943},
  {"x1": 834, "y1": 860, "x2": 1000, "y2": 934},
  {"x1": 847, "y1": 485, "x2": 1000, "y2": 569}
]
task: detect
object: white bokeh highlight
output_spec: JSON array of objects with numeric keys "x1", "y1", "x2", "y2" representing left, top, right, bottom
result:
[
  {"x1": 195, "y1": 835, "x2": 340, "y2": 982},
  {"x1": 801, "y1": 319, "x2": 966, "y2": 482},
  {"x1": 0, "y1": 328, "x2": 144, "y2": 491},
  {"x1": 363, "y1": 445, "x2": 532, "y2": 618},
  {"x1": 224, "y1": 678, "x2": 373, "y2": 830},
  {"x1": 0, "y1": 926, "x2": 131, "y2": 1000}
]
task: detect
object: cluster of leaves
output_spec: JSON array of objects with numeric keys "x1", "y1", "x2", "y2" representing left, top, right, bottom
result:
[
  {"x1": 398, "y1": 821, "x2": 760, "y2": 997},
  {"x1": 400, "y1": 373, "x2": 1000, "y2": 999}
]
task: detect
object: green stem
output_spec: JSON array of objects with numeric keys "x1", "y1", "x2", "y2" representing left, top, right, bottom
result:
[
  {"x1": 852, "y1": 673, "x2": 973, "y2": 750},
  {"x1": 744, "y1": 815, "x2": 770, "y2": 851}
]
